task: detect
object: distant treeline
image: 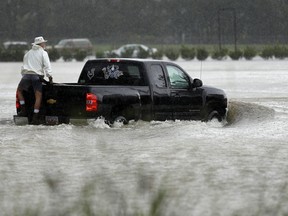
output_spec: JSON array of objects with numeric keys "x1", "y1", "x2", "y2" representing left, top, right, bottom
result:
[{"x1": 0, "y1": 0, "x2": 288, "y2": 45}]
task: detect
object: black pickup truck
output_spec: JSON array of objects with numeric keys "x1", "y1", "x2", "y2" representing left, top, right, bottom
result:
[{"x1": 14, "y1": 58, "x2": 228, "y2": 125}]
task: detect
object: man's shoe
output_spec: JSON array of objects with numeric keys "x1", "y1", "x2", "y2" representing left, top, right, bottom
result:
[
  {"x1": 18, "y1": 106, "x2": 27, "y2": 117},
  {"x1": 31, "y1": 113, "x2": 40, "y2": 125}
]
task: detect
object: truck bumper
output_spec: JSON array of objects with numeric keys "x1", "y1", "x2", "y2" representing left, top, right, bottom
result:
[{"x1": 14, "y1": 115, "x2": 92, "y2": 126}]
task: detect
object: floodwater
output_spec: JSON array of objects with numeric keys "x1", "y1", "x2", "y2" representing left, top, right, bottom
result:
[{"x1": 0, "y1": 58, "x2": 288, "y2": 215}]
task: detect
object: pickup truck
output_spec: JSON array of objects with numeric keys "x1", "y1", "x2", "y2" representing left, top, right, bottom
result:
[{"x1": 14, "y1": 58, "x2": 228, "y2": 125}]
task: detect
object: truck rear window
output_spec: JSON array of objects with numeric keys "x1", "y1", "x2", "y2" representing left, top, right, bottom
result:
[{"x1": 78, "y1": 61, "x2": 147, "y2": 86}]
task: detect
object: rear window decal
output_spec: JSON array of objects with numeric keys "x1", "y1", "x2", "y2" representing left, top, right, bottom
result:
[
  {"x1": 102, "y1": 65, "x2": 123, "y2": 79},
  {"x1": 87, "y1": 68, "x2": 95, "y2": 80}
]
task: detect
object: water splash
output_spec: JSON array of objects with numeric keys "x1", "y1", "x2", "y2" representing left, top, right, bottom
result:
[{"x1": 226, "y1": 100, "x2": 275, "y2": 126}]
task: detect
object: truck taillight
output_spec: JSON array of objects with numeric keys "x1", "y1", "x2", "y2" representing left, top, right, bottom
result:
[
  {"x1": 86, "y1": 93, "x2": 97, "y2": 112},
  {"x1": 16, "y1": 92, "x2": 20, "y2": 109}
]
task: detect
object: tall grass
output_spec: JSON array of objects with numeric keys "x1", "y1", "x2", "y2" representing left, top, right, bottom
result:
[{"x1": 1, "y1": 174, "x2": 169, "y2": 216}]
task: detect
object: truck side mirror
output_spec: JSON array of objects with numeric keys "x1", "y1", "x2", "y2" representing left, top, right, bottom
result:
[{"x1": 192, "y1": 78, "x2": 203, "y2": 88}]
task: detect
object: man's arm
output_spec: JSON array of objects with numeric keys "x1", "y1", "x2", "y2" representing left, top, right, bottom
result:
[{"x1": 43, "y1": 51, "x2": 53, "y2": 79}]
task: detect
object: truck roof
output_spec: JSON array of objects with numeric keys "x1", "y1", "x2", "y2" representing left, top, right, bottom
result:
[{"x1": 86, "y1": 58, "x2": 173, "y2": 64}]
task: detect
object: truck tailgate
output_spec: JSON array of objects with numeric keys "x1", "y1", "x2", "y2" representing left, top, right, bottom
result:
[
  {"x1": 44, "y1": 83, "x2": 90, "y2": 117},
  {"x1": 43, "y1": 84, "x2": 143, "y2": 122}
]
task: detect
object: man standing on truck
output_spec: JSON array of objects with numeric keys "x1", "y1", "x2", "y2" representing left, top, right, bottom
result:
[{"x1": 16, "y1": 36, "x2": 53, "y2": 124}]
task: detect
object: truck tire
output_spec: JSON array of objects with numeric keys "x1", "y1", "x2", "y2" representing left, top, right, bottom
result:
[
  {"x1": 207, "y1": 110, "x2": 223, "y2": 122},
  {"x1": 114, "y1": 116, "x2": 128, "y2": 125}
]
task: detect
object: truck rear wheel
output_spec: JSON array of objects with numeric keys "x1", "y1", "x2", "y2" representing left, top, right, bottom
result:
[{"x1": 114, "y1": 116, "x2": 128, "y2": 125}]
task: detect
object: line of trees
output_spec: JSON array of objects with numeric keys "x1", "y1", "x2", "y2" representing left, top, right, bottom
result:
[{"x1": 1, "y1": 0, "x2": 288, "y2": 45}]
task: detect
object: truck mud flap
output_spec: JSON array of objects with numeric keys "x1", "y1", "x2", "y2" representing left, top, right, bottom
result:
[
  {"x1": 45, "y1": 116, "x2": 70, "y2": 125},
  {"x1": 45, "y1": 116, "x2": 59, "y2": 125},
  {"x1": 13, "y1": 115, "x2": 29, "y2": 125}
]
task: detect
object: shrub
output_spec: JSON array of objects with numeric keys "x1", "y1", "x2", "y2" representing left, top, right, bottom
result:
[
  {"x1": 61, "y1": 49, "x2": 73, "y2": 61},
  {"x1": 151, "y1": 49, "x2": 163, "y2": 60},
  {"x1": 48, "y1": 48, "x2": 60, "y2": 62},
  {"x1": 14, "y1": 50, "x2": 25, "y2": 61},
  {"x1": 196, "y1": 48, "x2": 209, "y2": 61},
  {"x1": 165, "y1": 48, "x2": 180, "y2": 61},
  {"x1": 229, "y1": 49, "x2": 243, "y2": 60},
  {"x1": 211, "y1": 48, "x2": 228, "y2": 60},
  {"x1": 260, "y1": 47, "x2": 274, "y2": 59},
  {"x1": 96, "y1": 50, "x2": 105, "y2": 58},
  {"x1": 0, "y1": 49, "x2": 9, "y2": 61},
  {"x1": 0, "y1": 47, "x2": 2, "y2": 61},
  {"x1": 273, "y1": 45, "x2": 288, "y2": 59},
  {"x1": 180, "y1": 46, "x2": 195, "y2": 60},
  {"x1": 243, "y1": 47, "x2": 257, "y2": 60},
  {"x1": 0, "y1": 49, "x2": 24, "y2": 62},
  {"x1": 74, "y1": 50, "x2": 87, "y2": 61}
]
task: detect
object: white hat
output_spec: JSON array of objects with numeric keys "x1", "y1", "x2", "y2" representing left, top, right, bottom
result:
[{"x1": 32, "y1": 36, "x2": 47, "y2": 45}]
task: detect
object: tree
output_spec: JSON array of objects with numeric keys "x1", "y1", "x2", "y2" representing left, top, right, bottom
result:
[{"x1": 1, "y1": 0, "x2": 288, "y2": 45}]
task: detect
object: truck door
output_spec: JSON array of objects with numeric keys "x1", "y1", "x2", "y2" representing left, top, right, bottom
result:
[
  {"x1": 165, "y1": 64, "x2": 203, "y2": 120},
  {"x1": 150, "y1": 64, "x2": 173, "y2": 120}
]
